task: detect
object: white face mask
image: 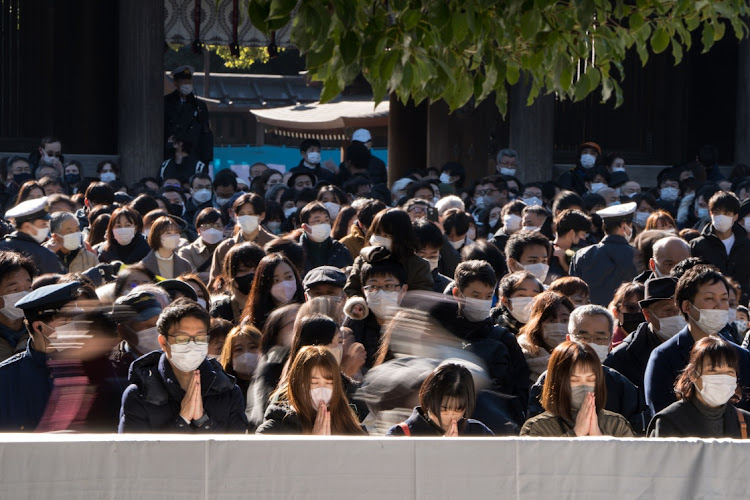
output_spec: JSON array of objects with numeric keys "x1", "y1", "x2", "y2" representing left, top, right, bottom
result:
[
  {"x1": 100, "y1": 171, "x2": 116, "y2": 183},
  {"x1": 178, "y1": 84, "x2": 193, "y2": 95},
  {"x1": 735, "y1": 320, "x2": 748, "y2": 333},
  {"x1": 612, "y1": 166, "x2": 626, "y2": 173},
  {"x1": 201, "y1": 228, "x2": 224, "y2": 245},
  {"x1": 523, "y1": 263, "x2": 549, "y2": 283},
  {"x1": 216, "y1": 196, "x2": 233, "y2": 207},
  {"x1": 474, "y1": 196, "x2": 485, "y2": 209},
  {"x1": 439, "y1": 173, "x2": 452, "y2": 184},
  {"x1": 30, "y1": 225, "x2": 50, "y2": 244},
  {"x1": 328, "y1": 344, "x2": 343, "y2": 365},
  {"x1": 237, "y1": 215, "x2": 259, "y2": 234},
  {"x1": 449, "y1": 238, "x2": 465, "y2": 250},
  {"x1": 306, "y1": 151, "x2": 321, "y2": 164},
  {"x1": 499, "y1": 166, "x2": 516, "y2": 176},
  {"x1": 310, "y1": 386, "x2": 333, "y2": 407},
  {"x1": 169, "y1": 341, "x2": 207, "y2": 372},
  {"x1": 590, "y1": 182, "x2": 607, "y2": 193},
  {"x1": 580, "y1": 154, "x2": 596, "y2": 169},
  {"x1": 461, "y1": 294, "x2": 492, "y2": 322},
  {"x1": 522, "y1": 196, "x2": 542, "y2": 207},
  {"x1": 542, "y1": 322, "x2": 568, "y2": 348},
  {"x1": 488, "y1": 217, "x2": 500, "y2": 228},
  {"x1": 134, "y1": 326, "x2": 161, "y2": 354},
  {"x1": 308, "y1": 223, "x2": 332, "y2": 243},
  {"x1": 590, "y1": 343, "x2": 610, "y2": 361},
  {"x1": 192, "y1": 188, "x2": 212, "y2": 204},
  {"x1": 660, "y1": 187, "x2": 679, "y2": 202},
  {"x1": 654, "y1": 314, "x2": 687, "y2": 342},
  {"x1": 509, "y1": 296, "x2": 534, "y2": 324},
  {"x1": 271, "y1": 279, "x2": 297, "y2": 304},
  {"x1": 727, "y1": 308, "x2": 737, "y2": 324},
  {"x1": 426, "y1": 256, "x2": 439, "y2": 271},
  {"x1": 502, "y1": 214, "x2": 522, "y2": 233},
  {"x1": 633, "y1": 211, "x2": 650, "y2": 227},
  {"x1": 323, "y1": 202, "x2": 341, "y2": 220},
  {"x1": 365, "y1": 289, "x2": 401, "y2": 318},
  {"x1": 62, "y1": 231, "x2": 82, "y2": 251},
  {"x1": 712, "y1": 214, "x2": 734, "y2": 233},
  {"x1": 284, "y1": 207, "x2": 297, "y2": 218},
  {"x1": 232, "y1": 352, "x2": 259, "y2": 377},
  {"x1": 0, "y1": 290, "x2": 30, "y2": 320},
  {"x1": 161, "y1": 234, "x2": 180, "y2": 251},
  {"x1": 689, "y1": 303, "x2": 728, "y2": 335},
  {"x1": 369, "y1": 234, "x2": 393, "y2": 251},
  {"x1": 696, "y1": 374, "x2": 737, "y2": 407},
  {"x1": 113, "y1": 227, "x2": 136, "y2": 246}
]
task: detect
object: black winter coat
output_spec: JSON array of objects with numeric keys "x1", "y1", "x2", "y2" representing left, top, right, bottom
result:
[
  {"x1": 690, "y1": 223, "x2": 750, "y2": 303},
  {"x1": 299, "y1": 234, "x2": 354, "y2": 273},
  {"x1": 386, "y1": 406, "x2": 493, "y2": 436},
  {"x1": 604, "y1": 322, "x2": 662, "y2": 397},
  {"x1": 96, "y1": 233, "x2": 151, "y2": 265},
  {"x1": 0, "y1": 232, "x2": 66, "y2": 275},
  {"x1": 118, "y1": 352, "x2": 248, "y2": 433},
  {"x1": 648, "y1": 397, "x2": 750, "y2": 438}
]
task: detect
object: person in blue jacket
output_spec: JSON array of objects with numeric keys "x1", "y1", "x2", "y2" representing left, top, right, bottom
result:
[{"x1": 644, "y1": 265, "x2": 750, "y2": 417}]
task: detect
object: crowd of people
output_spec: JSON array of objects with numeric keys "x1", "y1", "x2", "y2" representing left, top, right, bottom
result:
[{"x1": 2, "y1": 107, "x2": 750, "y2": 439}]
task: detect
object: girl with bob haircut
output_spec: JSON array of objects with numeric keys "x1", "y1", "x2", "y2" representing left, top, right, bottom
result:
[
  {"x1": 140, "y1": 216, "x2": 192, "y2": 279},
  {"x1": 96, "y1": 206, "x2": 151, "y2": 264},
  {"x1": 344, "y1": 208, "x2": 433, "y2": 297},
  {"x1": 255, "y1": 345, "x2": 365, "y2": 435},
  {"x1": 521, "y1": 341, "x2": 634, "y2": 437},
  {"x1": 241, "y1": 252, "x2": 304, "y2": 331},
  {"x1": 517, "y1": 291, "x2": 575, "y2": 383},
  {"x1": 219, "y1": 324, "x2": 262, "y2": 401},
  {"x1": 644, "y1": 210, "x2": 677, "y2": 232},
  {"x1": 648, "y1": 336, "x2": 750, "y2": 438},
  {"x1": 387, "y1": 363, "x2": 493, "y2": 436},
  {"x1": 548, "y1": 276, "x2": 591, "y2": 308}
]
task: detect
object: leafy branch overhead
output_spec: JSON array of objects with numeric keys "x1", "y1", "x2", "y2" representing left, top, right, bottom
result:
[{"x1": 246, "y1": 0, "x2": 750, "y2": 114}]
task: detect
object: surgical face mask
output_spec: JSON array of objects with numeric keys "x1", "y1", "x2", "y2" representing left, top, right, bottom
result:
[
  {"x1": 232, "y1": 352, "x2": 259, "y2": 377},
  {"x1": 612, "y1": 166, "x2": 626, "y2": 173},
  {"x1": 237, "y1": 215, "x2": 260, "y2": 234},
  {"x1": 461, "y1": 295, "x2": 492, "y2": 322},
  {"x1": 521, "y1": 226, "x2": 539, "y2": 232},
  {"x1": 329, "y1": 344, "x2": 343, "y2": 365},
  {"x1": 284, "y1": 207, "x2": 297, "y2": 219},
  {"x1": 503, "y1": 214, "x2": 522, "y2": 233},
  {"x1": 696, "y1": 206, "x2": 709, "y2": 219},
  {"x1": 113, "y1": 227, "x2": 136, "y2": 246},
  {"x1": 696, "y1": 374, "x2": 737, "y2": 407},
  {"x1": 449, "y1": 238, "x2": 465, "y2": 250},
  {"x1": 201, "y1": 228, "x2": 224, "y2": 245},
  {"x1": 590, "y1": 182, "x2": 607, "y2": 193},
  {"x1": 215, "y1": 197, "x2": 233, "y2": 207},
  {"x1": 192, "y1": 188, "x2": 212, "y2": 205},
  {"x1": 570, "y1": 384, "x2": 595, "y2": 411},
  {"x1": 306, "y1": 151, "x2": 321, "y2": 164},
  {"x1": 64, "y1": 173, "x2": 80, "y2": 185},
  {"x1": 179, "y1": 84, "x2": 193, "y2": 95},
  {"x1": 62, "y1": 231, "x2": 82, "y2": 251},
  {"x1": 654, "y1": 314, "x2": 687, "y2": 342},
  {"x1": 509, "y1": 296, "x2": 534, "y2": 324},
  {"x1": 308, "y1": 223, "x2": 332, "y2": 243},
  {"x1": 474, "y1": 196, "x2": 485, "y2": 209},
  {"x1": 660, "y1": 187, "x2": 679, "y2": 202},
  {"x1": 590, "y1": 343, "x2": 610, "y2": 361},
  {"x1": 369, "y1": 234, "x2": 393, "y2": 251},
  {"x1": 271, "y1": 279, "x2": 297, "y2": 304},
  {"x1": 439, "y1": 173, "x2": 452, "y2": 184},
  {"x1": 169, "y1": 341, "x2": 207, "y2": 372},
  {"x1": 29, "y1": 225, "x2": 50, "y2": 244},
  {"x1": 134, "y1": 326, "x2": 161, "y2": 354},
  {"x1": 323, "y1": 202, "x2": 341, "y2": 220},
  {"x1": 623, "y1": 222, "x2": 633, "y2": 242},
  {"x1": 727, "y1": 308, "x2": 737, "y2": 324},
  {"x1": 523, "y1": 263, "x2": 549, "y2": 283},
  {"x1": 365, "y1": 289, "x2": 400, "y2": 319},
  {"x1": 689, "y1": 303, "x2": 728, "y2": 335},
  {"x1": 161, "y1": 234, "x2": 180, "y2": 251},
  {"x1": 542, "y1": 322, "x2": 568, "y2": 348},
  {"x1": 0, "y1": 291, "x2": 30, "y2": 320},
  {"x1": 580, "y1": 154, "x2": 596, "y2": 169},
  {"x1": 426, "y1": 256, "x2": 439, "y2": 271},
  {"x1": 266, "y1": 221, "x2": 282, "y2": 234},
  {"x1": 712, "y1": 214, "x2": 734, "y2": 233},
  {"x1": 734, "y1": 320, "x2": 748, "y2": 334},
  {"x1": 100, "y1": 171, "x2": 116, "y2": 183},
  {"x1": 522, "y1": 196, "x2": 542, "y2": 207},
  {"x1": 488, "y1": 216, "x2": 500, "y2": 228},
  {"x1": 633, "y1": 211, "x2": 650, "y2": 228},
  {"x1": 499, "y1": 166, "x2": 516, "y2": 176},
  {"x1": 310, "y1": 387, "x2": 333, "y2": 407}
]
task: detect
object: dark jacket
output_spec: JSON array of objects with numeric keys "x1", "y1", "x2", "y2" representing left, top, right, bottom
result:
[
  {"x1": 438, "y1": 236, "x2": 461, "y2": 278},
  {"x1": 648, "y1": 397, "x2": 750, "y2": 438},
  {"x1": 0, "y1": 339, "x2": 52, "y2": 431},
  {"x1": 255, "y1": 400, "x2": 302, "y2": 434},
  {"x1": 604, "y1": 321, "x2": 662, "y2": 396},
  {"x1": 690, "y1": 223, "x2": 750, "y2": 303},
  {"x1": 343, "y1": 312, "x2": 383, "y2": 370},
  {"x1": 246, "y1": 345, "x2": 290, "y2": 428},
  {"x1": 569, "y1": 234, "x2": 637, "y2": 306},
  {"x1": 183, "y1": 198, "x2": 213, "y2": 229},
  {"x1": 0, "y1": 232, "x2": 66, "y2": 275},
  {"x1": 386, "y1": 406, "x2": 494, "y2": 436},
  {"x1": 528, "y1": 364, "x2": 649, "y2": 434},
  {"x1": 96, "y1": 233, "x2": 151, "y2": 265},
  {"x1": 159, "y1": 156, "x2": 207, "y2": 183},
  {"x1": 644, "y1": 325, "x2": 750, "y2": 417},
  {"x1": 289, "y1": 160, "x2": 336, "y2": 183},
  {"x1": 557, "y1": 166, "x2": 587, "y2": 195},
  {"x1": 431, "y1": 268, "x2": 452, "y2": 294},
  {"x1": 164, "y1": 90, "x2": 213, "y2": 163},
  {"x1": 118, "y1": 351, "x2": 248, "y2": 433},
  {"x1": 208, "y1": 228, "x2": 276, "y2": 284},
  {"x1": 299, "y1": 234, "x2": 354, "y2": 273}
]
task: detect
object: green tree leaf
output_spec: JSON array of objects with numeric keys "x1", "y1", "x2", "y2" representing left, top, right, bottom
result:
[{"x1": 651, "y1": 27, "x2": 670, "y2": 53}]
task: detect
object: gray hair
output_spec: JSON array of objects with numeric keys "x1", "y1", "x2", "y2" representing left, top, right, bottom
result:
[
  {"x1": 435, "y1": 195, "x2": 465, "y2": 217},
  {"x1": 50, "y1": 211, "x2": 77, "y2": 234},
  {"x1": 568, "y1": 304, "x2": 614, "y2": 336},
  {"x1": 496, "y1": 148, "x2": 518, "y2": 163}
]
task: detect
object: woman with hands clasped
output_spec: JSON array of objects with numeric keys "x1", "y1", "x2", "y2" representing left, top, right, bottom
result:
[
  {"x1": 520, "y1": 341, "x2": 634, "y2": 437},
  {"x1": 255, "y1": 345, "x2": 366, "y2": 435}
]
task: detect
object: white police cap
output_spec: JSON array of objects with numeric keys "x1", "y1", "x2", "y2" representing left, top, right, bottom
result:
[
  {"x1": 596, "y1": 201, "x2": 636, "y2": 219},
  {"x1": 5, "y1": 197, "x2": 51, "y2": 225}
]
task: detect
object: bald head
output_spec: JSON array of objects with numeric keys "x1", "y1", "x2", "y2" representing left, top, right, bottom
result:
[{"x1": 650, "y1": 237, "x2": 690, "y2": 277}]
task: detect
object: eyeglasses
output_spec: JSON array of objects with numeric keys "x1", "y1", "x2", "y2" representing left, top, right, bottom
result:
[
  {"x1": 199, "y1": 223, "x2": 224, "y2": 231},
  {"x1": 408, "y1": 205, "x2": 427, "y2": 214},
  {"x1": 475, "y1": 189, "x2": 499, "y2": 197},
  {"x1": 363, "y1": 284, "x2": 402, "y2": 293},
  {"x1": 168, "y1": 335, "x2": 209, "y2": 345}
]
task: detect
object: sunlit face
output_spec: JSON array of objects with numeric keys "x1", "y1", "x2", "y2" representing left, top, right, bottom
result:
[
  {"x1": 509, "y1": 278, "x2": 543, "y2": 299},
  {"x1": 56, "y1": 217, "x2": 79, "y2": 236},
  {"x1": 0, "y1": 268, "x2": 32, "y2": 296},
  {"x1": 26, "y1": 188, "x2": 45, "y2": 200},
  {"x1": 431, "y1": 396, "x2": 466, "y2": 432},
  {"x1": 460, "y1": 280, "x2": 494, "y2": 301},
  {"x1": 272, "y1": 262, "x2": 295, "y2": 285},
  {"x1": 232, "y1": 335, "x2": 259, "y2": 359},
  {"x1": 307, "y1": 210, "x2": 330, "y2": 226},
  {"x1": 114, "y1": 215, "x2": 135, "y2": 229},
  {"x1": 414, "y1": 187, "x2": 434, "y2": 202},
  {"x1": 518, "y1": 244, "x2": 548, "y2": 266},
  {"x1": 570, "y1": 314, "x2": 611, "y2": 347},
  {"x1": 417, "y1": 246, "x2": 440, "y2": 261},
  {"x1": 568, "y1": 293, "x2": 590, "y2": 308},
  {"x1": 42, "y1": 183, "x2": 64, "y2": 196},
  {"x1": 309, "y1": 366, "x2": 334, "y2": 391},
  {"x1": 682, "y1": 281, "x2": 729, "y2": 319},
  {"x1": 569, "y1": 363, "x2": 597, "y2": 388}
]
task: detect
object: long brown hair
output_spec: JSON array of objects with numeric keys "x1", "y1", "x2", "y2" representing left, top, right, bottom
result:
[
  {"x1": 219, "y1": 324, "x2": 262, "y2": 378},
  {"x1": 518, "y1": 291, "x2": 574, "y2": 355},
  {"x1": 674, "y1": 336, "x2": 741, "y2": 403},
  {"x1": 104, "y1": 206, "x2": 143, "y2": 249},
  {"x1": 286, "y1": 346, "x2": 364, "y2": 435},
  {"x1": 541, "y1": 341, "x2": 607, "y2": 421}
]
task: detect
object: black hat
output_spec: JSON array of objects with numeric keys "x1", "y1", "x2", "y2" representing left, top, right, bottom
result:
[
  {"x1": 113, "y1": 291, "x2": 163, "y2": 322},
  {"x1": 609, "y1": 171, "x2": 630, "y2": 188},
  {"x1": 156, "y1": 279, "x2": 198, "y2": 302},
  {"x1": 171, "y1": 65, "x2": 194, "y2": 80},
  {"x1": 16, "y1": 281, "x2": 81, "y2": 317},
  {"x1": 302, "y1": 266, "x2": 346, "y2": 291},
  {"x1": 287, "y1": 171, "x2": 317, "y2": 189},
  {"x1": 639, "y1": 277, "x2": 678, "y2": 309}
]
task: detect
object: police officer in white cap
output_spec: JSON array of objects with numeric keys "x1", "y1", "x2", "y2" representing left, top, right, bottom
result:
[
  {"x1": 569, "y1": 202, "x2": 638, "y2": 307},
  {"x1": 0, "y1": 197, "x2": 65, "y2": 275}
]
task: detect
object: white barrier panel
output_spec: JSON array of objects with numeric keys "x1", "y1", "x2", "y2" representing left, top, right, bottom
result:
[{"x1": 1, "y1": 435, "x2": 749, "y2": 499}]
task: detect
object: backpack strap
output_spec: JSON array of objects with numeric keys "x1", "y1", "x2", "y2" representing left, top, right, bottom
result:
[
  {"x1": 737, "y1": 409, "x2": 747, "y2": 439},
  {"x1": 398, "y1": 422, "x2": 411, "y2": 436}
]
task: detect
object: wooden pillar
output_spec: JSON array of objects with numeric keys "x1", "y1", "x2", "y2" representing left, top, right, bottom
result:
[
  {"x1": 736, "y1": 37, "x2": 750, "y2": 165},
  {"x1": 118, "y1": 0, "x2": 164, "y2": 184},
  {"x1": 509, "y1": 79, "x2": 555, "y2": 184},
  {"x1": 387, "y1": 94, "x2": 427, "y2": 185}
]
